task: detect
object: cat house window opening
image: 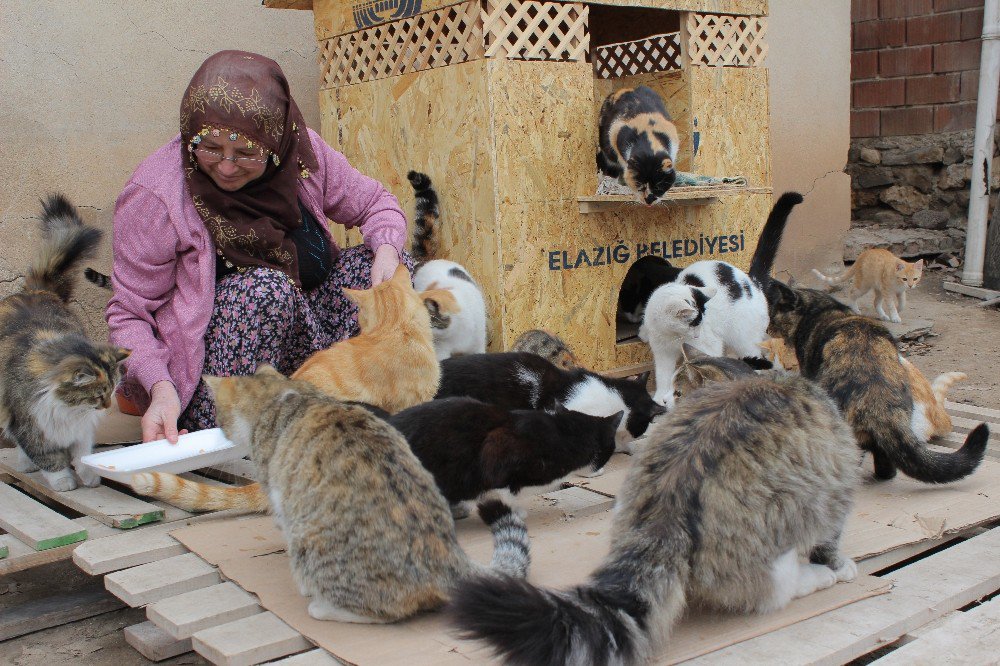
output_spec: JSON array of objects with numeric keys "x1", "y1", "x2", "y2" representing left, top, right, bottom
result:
[
  {"x1": 589, "y1": 6, "x2": 683, "y2": 79},
  {"x1": 616, "y1": 256, "x2": 679, "y2": 344}
]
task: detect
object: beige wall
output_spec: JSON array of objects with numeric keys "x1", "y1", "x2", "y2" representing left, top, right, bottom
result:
[
  {"x1": 0, "y1": 1, "x2": 319, "y2": 337},
  {"x1": 768, "y1": 0, "x2": 852, "y2": 281}
]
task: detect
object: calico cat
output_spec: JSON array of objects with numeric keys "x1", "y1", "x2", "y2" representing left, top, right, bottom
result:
[
  {"x1": 292, "y1": 263, "x2": 443, "y2": 414},
  {"x1": 437, "y1": 352, "x2": 664, "y2": 452},
  {"x1": 640, "y1": 192, "x2": 803, "y2": 406},
  {"x1": 510, "y1": 329, "x2": 578, "y2": 369},
  {"x1": 451, "y1": 373, "x2": 861, "y2": 665},
  {"x1": 766, "y1": 280, "x2": 988, "y2": 483},
  {"x1": 597, "y1": 85, "x2": 679, "y2": 205},
  {"x1": 199, "y1": 368, "x2": 530, "y2": 623},
  {"x1": 812, "y1": 248, "x2": 924, "y2": 323},
  {"x1": 670, "y1": 343, "x2": 757, "y2": 404},
  {"x1": 131, "y1": 265, "x2": 448, "y2": 512},
  {"x1": 392, "y1": 397, "x2": 622, "y2": 505},
  {"x1": 901, "y1": 357, "x2": 966, "y2": 441},
  {"x1": 0, "y1": 195, "x2": 130, "y2": 491},
  {"x1": 407, "y1": 171, "x2": 488, "y2": 360}
]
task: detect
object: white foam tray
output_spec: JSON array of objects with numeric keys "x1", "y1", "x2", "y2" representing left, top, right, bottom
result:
[{"x1": 80, "y1": 428, "x2": 249, "y2": 484}]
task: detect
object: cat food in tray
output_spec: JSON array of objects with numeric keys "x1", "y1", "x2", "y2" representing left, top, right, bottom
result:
[{"x1": 80, "y1": 428, "x2": 248, "y2": 484}]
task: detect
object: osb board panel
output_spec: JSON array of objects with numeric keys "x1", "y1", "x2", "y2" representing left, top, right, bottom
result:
[
  {"x1": 592, "y1": 69, "x2": 693, "y2": 175},
  {"x1": 497, "y1": 192, "x2": 771, "y2": 371},
  {"x1": 311, "y1": 1, "x2": 767, "y2": 40},
  {"x1": 688, "y1": 65, "x2": 771, "y2": 187},
  {"x1": 322, "y1": 60, "x2": 502, "y2": 348}
]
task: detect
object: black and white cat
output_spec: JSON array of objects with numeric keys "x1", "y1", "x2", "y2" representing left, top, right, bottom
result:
[
  {"x1": 437, "y1": 352, "x2": 665, "y2": 454},
  {"x1": 640, "y1": 192, "x2": 803, "y2": 406}
]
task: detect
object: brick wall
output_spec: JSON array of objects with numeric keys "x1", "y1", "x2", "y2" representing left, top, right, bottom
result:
[{"x1": 851, "y1": 0, "x2": 984, "y2": 139}]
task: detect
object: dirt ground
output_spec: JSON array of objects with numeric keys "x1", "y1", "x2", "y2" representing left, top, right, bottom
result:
[{"x1": 1, "y1": 265, "x2": 997, "y2": 665}]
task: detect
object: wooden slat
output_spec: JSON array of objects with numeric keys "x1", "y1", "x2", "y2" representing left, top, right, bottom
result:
[
  {"x1": 0, "y1": 581, "x2": 124, "y2": 641},
  {"x1": 192, "y1": 611, "x2": 312, "y2": 666},
  {"x1": 0, "y1": 517, "x2": 113, "y2": 575},
  {"x1": 945, "y1": 400, "x2": 1000, "y2": 421},
  {"x1": 72, "y1": 520, "x2": 188, "y2": 575},
  {"x1": 871, "y1": 597, "x2": 1000, "y2": 664},
  {"x1": 105, "y1": 552, "x2": 220, "y2": 607},
  {"x1": 0, "y1": 543, "x2": 7, "y2": 559},
  {"x1": 124, "y1": 621, "x2": 193, "y2": 662},
  {"x1": 687, "y1": 527, "x2": 1000, "y2": 664},
  {"x1": 0, "y1": 481, "x2": 88, "y2": 550},
  {"x1": 147, "y1": 582, "x2": 262, "y2": 639},
  {"x1": 0, "y1": 449, "x2": 164, "y2": 529},
  {"x1": 942, "y1": 280, "x2": 1000, "y2": 301}
]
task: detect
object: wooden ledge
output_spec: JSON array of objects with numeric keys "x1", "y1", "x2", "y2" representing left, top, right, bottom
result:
[{"x1": 578, "y1": 185, "x2": 768, "y2": 214}]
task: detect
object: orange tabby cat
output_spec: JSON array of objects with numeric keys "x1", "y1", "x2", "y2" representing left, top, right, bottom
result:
[
  {"x1": 758, "y1": 338, "x2": 964, "y2": 442},
  {"x1": 812, "y1": 248, "x2": 923, "y2": 324},
  {"x1": 131, "y1": 264, "x2": 453, "y2": 512}
]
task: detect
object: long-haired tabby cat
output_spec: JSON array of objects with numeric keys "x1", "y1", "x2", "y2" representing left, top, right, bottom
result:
[
  {"x1": 812, "y1": 248, "x2": 924, "y2": 323},
  {"x1": 510, "y1": 329, "x2": 578, "y2": 369},
  {"x1": 200, "y1": 368, "x2": 530, "y2": 623},
  {"x1": 597, "y1": 85, "x2": 679, "y2": 205},
  {"x1": 766, "y1": 280, "x2": 988, "y2": 483},
  {"x1": 670, "y1": 343, "x2": 757, "y2": 404},
  {"x1": 1, "y1": 195, "x2": 130, "y2": 491},
  {"x1": 131, "y1": 264, "x2": 449, "y2": 512},
  {"x1": 451, "y1": 373, "x2": 861, "y2": 665}
]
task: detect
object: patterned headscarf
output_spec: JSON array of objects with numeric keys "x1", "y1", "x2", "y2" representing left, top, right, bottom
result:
[{"x1": 180, "y1": 50, "x2": 319, "y2": 286}]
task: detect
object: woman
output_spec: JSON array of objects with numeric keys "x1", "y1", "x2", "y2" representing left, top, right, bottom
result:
[{"x1": 107, "y1": 50, "x2": 410, "y2": 443}]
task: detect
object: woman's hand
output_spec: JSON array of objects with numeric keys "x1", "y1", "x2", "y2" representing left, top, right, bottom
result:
[
  {"x1": 370, "y1": 244, "x2": 402, "y2": 286},
  {"x1": 142, "y1": 381, "x2": 187, "y2": 444}
]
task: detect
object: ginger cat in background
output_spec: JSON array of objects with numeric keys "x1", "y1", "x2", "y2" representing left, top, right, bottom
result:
[
  {"x1": 812, "y1": 248, "x2": 923, "y2": 323},
  {"x1": 131, "y1": 264, "x2": 451, "y2": 512},
  {"x1": 758, "y1": 338, "x2": 966, "y2": 443}
]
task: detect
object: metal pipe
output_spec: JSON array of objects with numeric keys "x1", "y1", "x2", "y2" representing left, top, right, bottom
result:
[{"x1": 963, "y1": 0, "x2": 1000, "y2": 286}]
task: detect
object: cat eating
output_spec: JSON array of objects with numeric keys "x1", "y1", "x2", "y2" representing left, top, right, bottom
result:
[
  {"x1": 1, "y1": 195, "x2": 130, "y2": 491},
  {"x1": 812, "y1": 248, "x2": 924, "y2": 323},
  {"x1": 511, "y1": 329, "x2": 578, "y2": 370},
  {"x1": 597, "y1": 85, "x2": 679, "y2": 205},
  {"x1": 202, "y1": 367, "x2": 531, "y2": 623}
]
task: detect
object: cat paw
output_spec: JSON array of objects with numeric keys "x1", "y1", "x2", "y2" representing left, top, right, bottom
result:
[
  {"x1": 832, "y1": 558, "x2": 858, "y2": 583},
  {"x1": 75, "y1": 465, "x2": 102, "y2": 488},
  {"x1": 450, "y1": 503, "x2": 471, "y2": 520},
  {"x1": 890, "y1": 315, "x2": 902, "y2": 323},
  {"x1": 43, "y1": 469, "x2": 78, "y2": 492},
  {"x1": 13, "y1": 451, "x2": 40, "y2": 473},
  {"x1": 579, "y1": 466, "x2": 605, "y2": 478},
  {"x1": 795, "y1": 563, "x2": 837, "y2": 598}
]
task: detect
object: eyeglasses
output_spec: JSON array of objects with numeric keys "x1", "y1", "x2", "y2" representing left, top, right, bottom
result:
[{"x1": 192, "y1": 147, "x2": 268, "y2": 167}]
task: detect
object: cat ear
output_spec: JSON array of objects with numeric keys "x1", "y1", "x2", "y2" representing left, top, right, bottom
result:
[
  {"x1": 896, "y1": 263, "x2": 905, "y2": 272},
  {"x1": 606, "y1": 410, "x2": 625, "y2": 430},
  {"x1": 550, "y1": 401, "x2": 569, "y2": 415},
  {"x1": 676, "y1": 307, "x2": 697, "y2": 321},
  {"x1": 254, "y1": 365, "x2": 282, "y2": 378},
  {"x1": 111, "y1": 347, "x2": 131, "y2": 365},
  {"x1": 650, "y1": 403, "x2": 668, "y2": 417},
  {"x1": 683, "y1": 362, "x2": 704, "y2": 384},
  {"x1": 634, "y1": 370, "x2": 651, "y2": 387},
  {"x1": 202, "y1": 375, "x2": 223, "y2": 395},
  {"x1": 913, "y1": 259, "x2": 924, "y2": 269},
  {"x1": 766, "y1": 280, "x2": 797, "y2": 310},
  {"x1": 695, "y1": 286, "x2": 718, "y2": 301},
  {"x1": 390, "y1": 263, "x2": 411, "y2": 285},
  {"x1": 342, "y1": 287, "x2": 371, "y2": 307},
  {"x1": 681, "y1": 342, "x2": 706, "y2": 361}
]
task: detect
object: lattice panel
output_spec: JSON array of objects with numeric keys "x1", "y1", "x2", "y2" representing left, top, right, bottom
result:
[
  {"x1": 593, "y1": 32, "x2": 681, "y2": 79},
  {"x1": 320, "y1": 2, "x2": 484, "y2": 88},
  {"x1": 686, "y1": 13, "x2": 767, "y2": 67},
  {"x1": 482, "y1": 1, "x2": 589, "y2": 61}
]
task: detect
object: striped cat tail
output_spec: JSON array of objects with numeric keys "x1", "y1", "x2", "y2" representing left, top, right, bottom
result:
[
  {"x1": 478, "y1": 499, "x2": 530, "y2": 578},
  {"x1": 407, "y1": 170, "x2": 439, "y2": 262},
  {"x1": 130, "y1": 473, "x2": 270, "y2": 513},
  {"x1": 930, "y1": 371, "x2": 967, "y2": 405},
  {"x1": 84, "y1": 268, "x2": 112, "y2": 290},
  {"x1": 26, "y1": 194, "x2": 103, "y2": 302},
  {"x1": 451, "y1": 545, "x2": 687, "y2": 666}
]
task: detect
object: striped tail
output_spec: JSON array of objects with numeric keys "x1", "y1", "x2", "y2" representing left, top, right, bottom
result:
[
  {"x1": 83, "y1": 268, "x2": 112, "y2": 290},
  {"x1": 130, "y1": 474, "x2": 269, "y2": 513},
  {"x1": 811, "y1": 265, "x2": 855, "y2": 287},
  {"x1": 478, "y1": 500, "x2": 530, "y2": 578},
  {"x1": 25, "y1": 194, "x2": 103, "y2": 302},
  {"x1": 451, "y1": 543, "x2": 687, "y2": 666},
  {"x1": 930, "y1": 371, "x2": 967, "y2": 405},
  {"x1": 407, "y1": 170, "x2": 439, "y2": 262}
]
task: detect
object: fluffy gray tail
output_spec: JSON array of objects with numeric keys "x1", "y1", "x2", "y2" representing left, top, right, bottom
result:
[
  {"x1": 25, "y1": 195, "x2": 103, "y2": 302},
  {"x1": 749, "y1": 192, "x2": 803, "y2": 288},
  {"x1": 479, "y1": 500, "x2": 530, "y2": 578},
  {"x1": 451, "y1": 544, "x2": 686, "y2": 666},
  {"x1": 874, "y1": 422, "x2": 989, "y2": 484},
  {"x1": 407, "y1": 170, "x2": 439, "y2": 262}
]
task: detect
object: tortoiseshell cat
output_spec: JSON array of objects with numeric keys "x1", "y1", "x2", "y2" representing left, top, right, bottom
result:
[
  {"x1": 597, "y1": 85, "x2": 679, "y2": 205},
  {"x1": 200, "y1": 368, "x2": 531, "y2": 623},
  {"x1": 1, "y1": 195, "x2": 130, "y2": 491}
]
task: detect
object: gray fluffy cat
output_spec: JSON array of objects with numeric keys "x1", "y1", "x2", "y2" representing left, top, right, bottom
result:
[
  {"x1": 452, "y1": 373, "x2": 860, "y2": 665},
  {"x1": 203, "y1": 367, "x2": 530, "y2": 623}
]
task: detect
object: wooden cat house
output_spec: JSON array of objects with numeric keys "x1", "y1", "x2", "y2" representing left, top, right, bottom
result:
[{"x1": 266, "y1": 0, "x2": 772, "y2": 374}]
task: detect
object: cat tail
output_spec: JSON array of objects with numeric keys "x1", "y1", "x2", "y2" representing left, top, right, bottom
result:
[
  {"x1": 130, "y1": 474, "x2": 270, "y2": 513},
  {"x1": 748, "y1": 191, "x2": 803, "y2": 288},
  {"x1": 83, "y1": 268, "x2": 112, "y2": 290},
  {"x1": 478, "y1": 499, "x2": 530, "y2": 578},
  {"x1": 407, "y1": 170, "x2": 439, "y2": 262},
  {"x1": 874, "y1": 422, "x2": 989, "y2": 484},
  {"x1": 451, "y1": 540, "x2": 688, "y2": 666},
  {"x1": 26, "y1": 194, "x2": 103, "y2": 302},
  {"x1": 930, "y1": 371, "x2": 967, "y2": 405},
  {"x1": 811, "y1": 265, "x2": 855, "y2": 287}
]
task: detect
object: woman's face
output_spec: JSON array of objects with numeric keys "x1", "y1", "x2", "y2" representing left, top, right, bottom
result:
[{"x1": 193, "y1": 135, "x2": 269, "y2": 192}]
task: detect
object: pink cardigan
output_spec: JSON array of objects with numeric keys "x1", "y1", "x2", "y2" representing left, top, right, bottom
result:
[{"x1": 107, "y1": 129, "x2": 407, "y2": 411}]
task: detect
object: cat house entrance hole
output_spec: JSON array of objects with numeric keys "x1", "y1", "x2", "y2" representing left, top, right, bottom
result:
[{"x1": 616, "y1": 256, "x2": 679, "y2": 344}]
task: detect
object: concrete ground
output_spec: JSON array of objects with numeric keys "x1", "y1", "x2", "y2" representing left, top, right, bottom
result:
[{"x1": 0, "y1": 264, "x2": 997, "y2": 665}]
